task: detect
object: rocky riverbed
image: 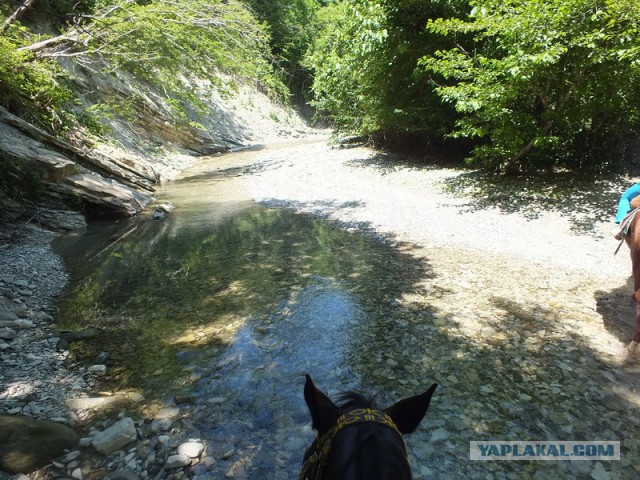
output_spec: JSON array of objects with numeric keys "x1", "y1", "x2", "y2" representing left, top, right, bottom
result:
[
  {"x1": 2, "y1": 136, "x2": 640, "y2": 479},
  {"x1": 0, "y1": 226, "x2": 199, "y2": 480},
  {"x1": 241, "y1": 140, "x2": 640, "y2": 480}
]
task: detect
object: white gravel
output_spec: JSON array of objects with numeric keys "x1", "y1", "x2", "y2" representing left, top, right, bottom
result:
[
  {"x1": 242, "y1": 137, "x2": 631, "y2": 281},
  {"x1": 1, "y1": 135, "x2": 636, "y2": 480}
]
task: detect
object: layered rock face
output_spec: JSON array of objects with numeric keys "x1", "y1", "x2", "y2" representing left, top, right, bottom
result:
[
  {"x1": 0, "y1": 62, "x2": 313, "y2": 230},
  {"x1": 0, "y1": 106, "x2": 155, "y2": 226}
]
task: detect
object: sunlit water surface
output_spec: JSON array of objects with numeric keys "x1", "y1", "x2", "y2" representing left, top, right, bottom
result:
[{"x1": 54, "y1": 150, "x2": 438, "y2": 478}]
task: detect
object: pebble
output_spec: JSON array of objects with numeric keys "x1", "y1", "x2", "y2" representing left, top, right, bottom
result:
[
  {"x1": 0, "y1": 308, "x2": 19, "y2": 321},
  {"x1": 87, "y1": 364, "x2": 107, "y2": 375},
  {"x1": 177, "y1": 441, "x2": 204, "y2": 458},
  {"x1": 590, "y1": 462, "x2": 611, "y2": 480},
  {"x1": 429, "y1": 427, "x2": 450, "y2": 443},
  {"x1": 0, "y1": 327, "x2": 16, "y2": 340},
  {"x1": 92, "y1": 417, "x2": 138, "y2": 455},
  {"x1": 151, "y1": 418, "x2": 173, "y2": 433},
  {"x1": 165, "y1": 454, "x2": 190, "y2": 469},
  {"x1": 105, "y1": 468, "x2": 138, "y2": 480}
]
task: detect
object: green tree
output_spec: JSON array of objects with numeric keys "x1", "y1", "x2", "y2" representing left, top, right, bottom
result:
[
  {"x1": 305, "y1": 0, "x2": 465, "y2": 146},
  {"x1": 1, "y1": 0, "x2": 290, "y2": 130},
  {"x1": 303, "y1": 1, "x2": 367, "y2": 130},
  {"x1": 0, "y1": 32, "x2": 73, "y2": 129},
  {"x1": 246, "y1": 0, "x2": 321, "y2": 100},
  {"x1": 69, "y1": 0, "x2": 282, "y2": 98},
  {"x1": 422, "y1": 0, "x2": 640, "y2": 173}
]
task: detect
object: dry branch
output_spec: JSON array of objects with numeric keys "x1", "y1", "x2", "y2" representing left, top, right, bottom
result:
[{"x1": 1, "y1": 0, "x2": 38, "y2": 34}]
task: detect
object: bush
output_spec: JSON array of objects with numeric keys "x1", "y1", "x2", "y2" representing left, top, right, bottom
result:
[
  {"x1": 0, "y1": 34, "x2": 72, "y2": 130},
  {"x1": 422, "y1": 0, "x2": 640, "y2": 173},
  {"x1": 305, "y1": 0, "x2": 465, "y2": 142}
]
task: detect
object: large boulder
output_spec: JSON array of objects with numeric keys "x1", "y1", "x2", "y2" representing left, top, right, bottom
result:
[{"x1": 0, "y1": 415, "x2": 80, "y2": 474}]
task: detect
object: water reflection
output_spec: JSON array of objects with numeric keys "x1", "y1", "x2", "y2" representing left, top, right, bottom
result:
[
  {"x1": 190, "y1": 278, "x2": 365, "y2": 477},
  {"x1": 54, "y1": 146, "x2": 640, "y2": 479}
]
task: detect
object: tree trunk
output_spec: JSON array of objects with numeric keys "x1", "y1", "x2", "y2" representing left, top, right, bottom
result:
[
  {"x1": 16, "y1": 34, "x2": 79, "y2": 53},
  {"x1": 509, "y1": 119, "x2": 555, "y2": 169}
]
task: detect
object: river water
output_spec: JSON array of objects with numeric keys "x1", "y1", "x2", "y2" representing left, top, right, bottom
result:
[
  {"x1": 54, "y1": 144, "x2": 640, "y2": 479},
  {"x1": 54, "y1": 147, "x2": 440, "y2": 478}
]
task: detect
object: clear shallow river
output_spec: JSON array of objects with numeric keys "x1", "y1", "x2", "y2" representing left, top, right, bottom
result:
[
  {"x1": 53, "y1": 147, "x2": 639, "y2": 479},
  {"x1": 53, "y1": 150, "x2": 440, "y2": 478}
]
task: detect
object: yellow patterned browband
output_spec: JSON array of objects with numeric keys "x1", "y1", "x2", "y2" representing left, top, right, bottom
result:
[
  {"x1": 300, "y1": 408, "x2": 402, "y2": 480},
  {"x1": 333, "y1": 408, "x2": 401, "y2": 436}
]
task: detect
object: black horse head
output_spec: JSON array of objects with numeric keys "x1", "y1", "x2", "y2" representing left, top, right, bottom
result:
[{"x1": 301, "y1": 375, "x2": 438, "y2": 480}]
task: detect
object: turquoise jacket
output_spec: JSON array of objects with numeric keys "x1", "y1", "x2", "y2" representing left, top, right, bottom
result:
[{"x1": 615, "y1": 183, "x2": 640, "y2": 223}]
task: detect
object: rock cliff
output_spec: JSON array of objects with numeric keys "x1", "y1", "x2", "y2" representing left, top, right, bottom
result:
[{"x1": 0, "y1": 63, "x2": 314, "y2": 230}]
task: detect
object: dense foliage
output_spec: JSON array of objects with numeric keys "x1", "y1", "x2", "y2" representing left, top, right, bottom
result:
[
  {"x1": 305, "y1": 0, "x2": 466, "y2": 143},
  {"x1": 3, "y1": 0, "x2": 640, "y2": 173},
  {"x1": 422, "y1": 0, "x2": 640, "y2": 172},
  {"x1": 0, "y1": 0, "x2": 289, "y2": 132},
  {"x1": 307, "y1": 0, "x2": 640, "y2": 172},
  {"x1": 246, "y1": 0, "x2": 321, "y2": 98},
  {"x1": 0, "y1": 26, "x2": 73, "y2": 129},
  {"x1": 81, "y1": 1, "x2": 278, "y2": 93}
]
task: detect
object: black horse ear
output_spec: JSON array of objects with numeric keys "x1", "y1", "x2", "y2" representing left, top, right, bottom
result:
[
  {"x1": 304, "y1": 374, "x2": 340, "y2": 435},
  {"x1": 384, "y1": 383, "x2": 438, "y2": 435}
]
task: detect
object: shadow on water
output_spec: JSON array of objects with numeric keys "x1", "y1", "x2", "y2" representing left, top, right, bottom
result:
[{"x1": 53, "y1": 153, "x2": 640, "y2": 479}]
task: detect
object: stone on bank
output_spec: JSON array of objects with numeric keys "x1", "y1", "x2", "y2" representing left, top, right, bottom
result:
[{"x1": 92, "y1": 417, "x2": 138, "y2": 455}]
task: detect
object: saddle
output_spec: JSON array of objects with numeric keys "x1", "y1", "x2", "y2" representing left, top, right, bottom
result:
[{"x1": 615, "y1": 207, "x2": 640, "y2": 254}]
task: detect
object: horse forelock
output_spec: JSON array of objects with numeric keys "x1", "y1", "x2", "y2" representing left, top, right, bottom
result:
[{"x1": 335, "y1": 391, "x2": 379, "y2": 411}]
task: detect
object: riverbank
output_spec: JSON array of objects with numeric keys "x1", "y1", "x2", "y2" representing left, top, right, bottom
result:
[{"x1": 2, "y1": 136, "x2": 640, "y2": 479}]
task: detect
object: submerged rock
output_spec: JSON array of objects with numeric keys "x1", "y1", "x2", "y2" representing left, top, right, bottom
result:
[
  {"x1": 177, "y1": 441, "x2": 204, "y2": 458},
  {"x1": 165, "y1": 454, "x2": 190, "y2": 469}
]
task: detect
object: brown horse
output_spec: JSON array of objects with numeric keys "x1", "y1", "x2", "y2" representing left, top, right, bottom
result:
[{"x1": 622, "y1": 201, "x2": 640, "y2": 353}]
